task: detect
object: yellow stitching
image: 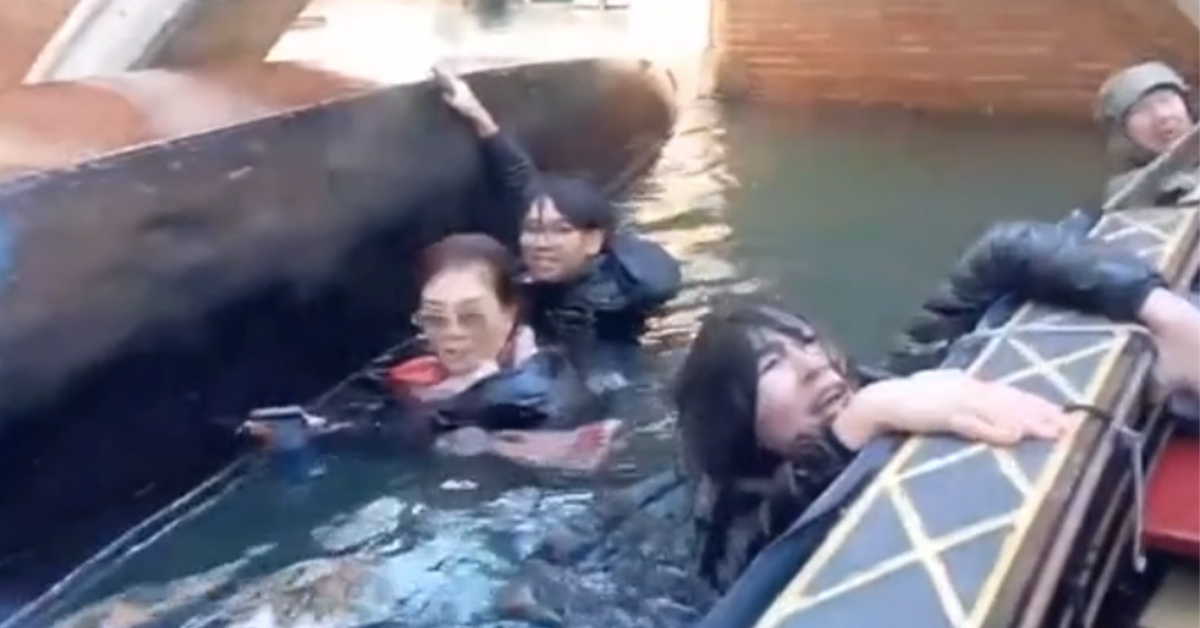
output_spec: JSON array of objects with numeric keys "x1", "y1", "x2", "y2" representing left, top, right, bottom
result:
[
  {"x1": 786, "y1": 513, "x2": 1015, "y2": 615},
  {"x1": 889, "y1": 485, "x2": 968, "y2": 626},
  {"x1": 993, "y1": 451, "x2": 1032, "y2": 497},
  {"x1": 900, "y1": 443, "x2": 988, "y2": 481},
  {"x1": 967, "y1": 336, "x2": 1128, "y2": 625},
  {"x1": 1001, "y1": 337, "x2": 1105, "y2": 402}
]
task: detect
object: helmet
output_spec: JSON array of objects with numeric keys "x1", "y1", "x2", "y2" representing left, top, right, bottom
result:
[
  {"x1": 1095, "y1": 61, "x2": 1189, "y2": 127},
  {"x1": 1095, "y1": 62, "x2": 1192, "y2": 168}
]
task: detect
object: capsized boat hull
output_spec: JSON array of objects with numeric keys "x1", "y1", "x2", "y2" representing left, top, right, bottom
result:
[{"x1": 0, "y1": 58, "x2": 675, "y2": 599}]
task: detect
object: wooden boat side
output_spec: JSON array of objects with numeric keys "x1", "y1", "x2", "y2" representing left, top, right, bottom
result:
[{"x1": 753, "y1": 204, "x2": 1200, "y2": 628}]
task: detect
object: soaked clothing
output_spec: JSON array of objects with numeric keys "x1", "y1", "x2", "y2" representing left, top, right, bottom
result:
[
  {"x1": 297, "y1": 337, "x2": 593, "y2": 457},
  {"x1": 689, "y1": 423, "x2": 858, "y2": 592},
  {"x1": 1094, "y1": 62, "x2": 1197, "y2": 204},
  {"x1": 890, "y1": 203, "x2": 1199, "y2": 425},
  {"x1": 687, "y1": 219, "x2": 1172, "y2": 592},
  {"x1": 477, "y1": 132, "x2": 682, "y2": 346},
  {"x1": 886, "y1": 216, "x2": 1166, "y2": 373},
  {"x1": 524, "y1": 232, "x2": 682, "y2": 347}
]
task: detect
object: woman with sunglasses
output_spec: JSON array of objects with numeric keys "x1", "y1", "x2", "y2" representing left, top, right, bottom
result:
[{"x1": 244, "y1": 233, "x2": 622, "y2": 472}]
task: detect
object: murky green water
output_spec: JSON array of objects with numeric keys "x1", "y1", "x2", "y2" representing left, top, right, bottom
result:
[{"x1": 38, "y1": 100, "x2": 1107, "y2": 628}]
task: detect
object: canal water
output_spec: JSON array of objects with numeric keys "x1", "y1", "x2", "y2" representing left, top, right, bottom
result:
[
  {"x1": 9, "y1": 2, "x2": 1113, "y2": 626},
  {"x1": 32, "y1": 96, "x2": 1109, "y2": 628}
]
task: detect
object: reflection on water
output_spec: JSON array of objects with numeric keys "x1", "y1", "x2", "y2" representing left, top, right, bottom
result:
[
  {"x1": 691, "y1": 103, "x2": 1106, "y2": 360},
  {"x1": 39, "y1": 102, "x2": 1105, "y2": 627}
]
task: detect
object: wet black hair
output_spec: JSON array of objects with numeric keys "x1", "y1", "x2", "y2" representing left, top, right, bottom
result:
[
  {"x1": 536, "y1": 174, "x2": 620, "y2": 234},
  {"x1": 673, "y1": 302, "x2": 853, "y2": 483},
  {"x1": 420, "y1": 233, "x2": 520, "y2": 308}
]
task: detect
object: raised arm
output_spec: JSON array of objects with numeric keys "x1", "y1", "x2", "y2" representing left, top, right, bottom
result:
[
  {"x1": 887, "y1": 219, "x2": 1161, "y2": 371},
  {"x1": 886, "y1": 219, "x2": 1199, "y2": 395},
  {"x1": 433, "y1": 66, "x2": 541, "y2": 243}
]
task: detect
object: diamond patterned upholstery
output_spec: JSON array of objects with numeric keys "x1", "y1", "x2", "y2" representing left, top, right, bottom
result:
[{"x1": 755, "y1": 204, "x2": 1199, "y2": 628}]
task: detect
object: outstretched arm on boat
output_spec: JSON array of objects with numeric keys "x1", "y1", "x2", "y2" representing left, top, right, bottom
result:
[
  {"x1": 1138, "y1": 287, "x2": 1200, "y2": 396},
  {"x1": 946, "y1": 221, "x2": 1200, "y2": 396},
  {"x1": 887, "y1": 219, "x2": 1198, "y2": 393},
  {"x1": 831, "y1": 369, "x2": 1073, "y2": 450}
]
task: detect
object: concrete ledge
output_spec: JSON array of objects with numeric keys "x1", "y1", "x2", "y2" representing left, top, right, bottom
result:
[{"x1": 25, "y1": 0, "x2": 310, "y2": 83}]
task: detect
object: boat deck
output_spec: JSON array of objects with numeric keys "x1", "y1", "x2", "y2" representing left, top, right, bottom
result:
[{"x1": 1140, "y1": 566, "x2": 1199, "y2": 628}]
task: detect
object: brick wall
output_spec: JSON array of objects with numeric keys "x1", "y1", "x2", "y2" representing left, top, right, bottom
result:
[{"x1": 711, "y1": 0, "x2": 1200, "y2": 118}]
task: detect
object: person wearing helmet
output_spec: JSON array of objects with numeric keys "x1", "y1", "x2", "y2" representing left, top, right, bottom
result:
[{"x1": 1095, "y1": 61, "x2": 1197, "y2": 203}]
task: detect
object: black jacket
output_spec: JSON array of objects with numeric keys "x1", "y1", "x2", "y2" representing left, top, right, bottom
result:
[
  {"x1": 886, "y1": 216, "x2": 1165, "y2": 373},
  {"x1": 478, "y1": 132, "x2": 682, "y2": 346},
  {"x1": 694, "y1": 217, "x2": 1168, "y2": 593},
  {"x1": 289, "y1": 341, "x2": 592, "y2": 457}
]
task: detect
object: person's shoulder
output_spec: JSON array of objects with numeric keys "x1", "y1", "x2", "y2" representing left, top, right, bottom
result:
[
  {"x1": 608, "y1": 232, "x2": 677, "y2": 270},
  {"x1": 606, "y1": 232, "x2": 682, "y2": 298}
]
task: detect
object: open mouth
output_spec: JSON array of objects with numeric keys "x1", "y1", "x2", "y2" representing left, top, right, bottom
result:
[
  {"x1": 440, "y1": 346, "x2": 468, "y2": 362},
  {"x1": 813, "y1": 382, "x2": 850, "y2": 418},
  {"x1": 1157, "y1": 121, "x2": 1188, "y2": 144}
]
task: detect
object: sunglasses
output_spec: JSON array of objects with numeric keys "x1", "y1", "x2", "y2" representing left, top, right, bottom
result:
[{"x1": 411, "y1": 309, "x2": 489, "y2": 334}]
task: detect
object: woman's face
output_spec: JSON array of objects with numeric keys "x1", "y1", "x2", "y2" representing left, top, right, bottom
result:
[
  {"x1": 1125, "y1": 88, "x2": 1191, "y2": 155},
  {"x1": 519, "y1": 196, "x2": 603, "y2": 282},
  {"x1": 415, "y1": 264, "x2": 516, "y2": 375},
  {"x1": 752, "y1": 327, "x2": 851, "y2": 459}
]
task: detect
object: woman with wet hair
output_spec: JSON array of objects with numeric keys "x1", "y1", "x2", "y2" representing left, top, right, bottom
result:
[
  {"x1": 676, "y1": 221, "x2": 1200, "y2": 591},
  {"x1": 673, "y1": 303, "x2": 1070, "y2": 590},
  {"x1": 245, "y1": 233, "x2": 621, "y2": 473}
]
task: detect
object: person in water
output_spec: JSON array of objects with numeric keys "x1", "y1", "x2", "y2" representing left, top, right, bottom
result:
[
  {"x1": 1095, "y1": 61, "x2": 1197, "y2": 203},
  {"x1": 675, "y1": 222, "x2": 1200, "y2": 591},
  {"x1": 433, "y1": 66, "x2": 682, "y2": 356},
  {"x1": 245, "y1": 233, "x2": 623, "y2": 472}
]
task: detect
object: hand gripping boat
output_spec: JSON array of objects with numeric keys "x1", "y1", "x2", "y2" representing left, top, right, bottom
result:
[{"x1": 704, "y1": 202, "x2": 1200, "y2": 628}]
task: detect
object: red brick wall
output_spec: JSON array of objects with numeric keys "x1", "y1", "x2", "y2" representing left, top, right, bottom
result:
[{"x1": 711, "y1": 0, "x2": 1200, "y2": 118}]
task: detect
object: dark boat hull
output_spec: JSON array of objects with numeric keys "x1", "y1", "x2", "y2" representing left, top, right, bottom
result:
[{"x1": 0, "y1": 58, "x2": 675, "y2": 600}]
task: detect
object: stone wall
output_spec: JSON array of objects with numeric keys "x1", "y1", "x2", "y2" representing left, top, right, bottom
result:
[{"x1": 711, "y1": 0, "x2": 1199, "y2": 118}]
